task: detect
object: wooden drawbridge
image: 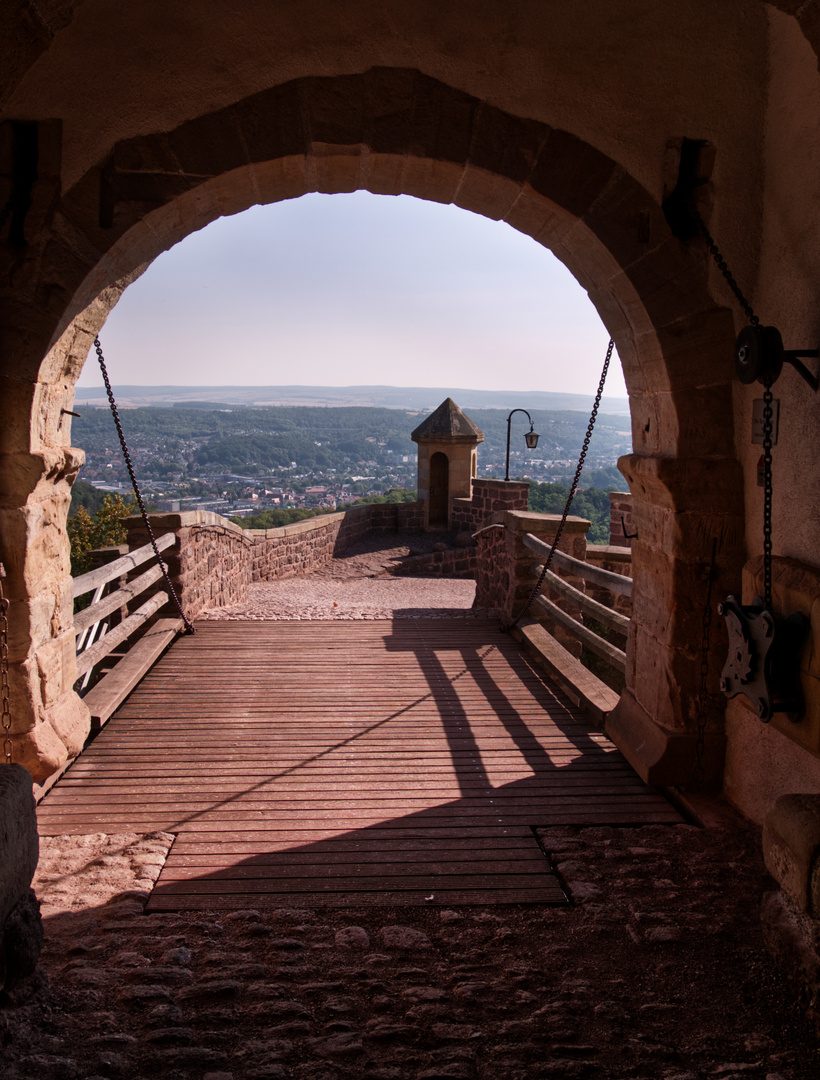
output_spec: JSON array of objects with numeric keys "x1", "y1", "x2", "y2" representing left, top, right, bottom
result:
[{"x1": 37, "y1": 618, "x2": 683, "y2": 908}]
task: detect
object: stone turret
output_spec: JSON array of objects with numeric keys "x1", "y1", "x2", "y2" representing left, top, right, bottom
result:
[{"x1": 411, "y1": 399, "x2": 484, "y2": 529}]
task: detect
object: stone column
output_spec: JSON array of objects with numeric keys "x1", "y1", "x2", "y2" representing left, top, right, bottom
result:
[
  {"x1": 0, "y1": 440, "x2": 91, "y2": 783},
  {"x1": 605, "y1": 453, "x2": 745, "y2": 790}
]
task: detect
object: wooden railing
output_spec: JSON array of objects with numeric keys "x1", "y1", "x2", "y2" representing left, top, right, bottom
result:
[
  {"x1": 73, "y1": 533, "x2": 182, "y2": 730},
  {"x1": 522, "y1": 532, "x2": 632, "y2": 675}
]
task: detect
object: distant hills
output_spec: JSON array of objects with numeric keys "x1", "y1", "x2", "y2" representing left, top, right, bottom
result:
[{"x1": 72, "y1": 383, "x2": 631, "y2": 415}]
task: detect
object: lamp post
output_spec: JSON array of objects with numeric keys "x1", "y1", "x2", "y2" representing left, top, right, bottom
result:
[{"x1": 505, "y1": 409, "x2": 540, "y2": 482}]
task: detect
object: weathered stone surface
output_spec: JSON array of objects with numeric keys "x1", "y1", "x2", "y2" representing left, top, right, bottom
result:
[
  {"x1": 0, "y1": 764, "x2": 39, "y2": 927},
  {"x1": 379, "y1": 926, "x2": 432, "y2": 951},
  {"x1": 2, "y1": 888, "x2": 43, "y2": 986},
  {"x1": 0, "y1": 821, "x2": 812, "y2": 1073},
  {"x1": 762, "y1": 889, "x2": 820, "y2": 1028},
  {"x1": 764, "y1": 794, "x2": 820, "y2": 913},
  {"x1": 335, "y1": 925, "x2": 370, "y2": 949}
]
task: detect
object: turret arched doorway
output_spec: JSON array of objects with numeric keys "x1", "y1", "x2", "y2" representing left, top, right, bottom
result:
[{"x1": 428, "y1": 452, "x2": 450, "y2": 529}]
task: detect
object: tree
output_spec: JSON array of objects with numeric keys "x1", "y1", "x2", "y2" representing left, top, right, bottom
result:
[{"x1": 67, "y1": 493, "x2": 137, "y2": 576}]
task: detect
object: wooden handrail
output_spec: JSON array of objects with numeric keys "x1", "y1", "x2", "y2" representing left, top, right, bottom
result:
[
  {"x1": 72, "y1": 532, "x2": 176, "y2": 599},
  {"x1": 522, "y1": 532, "x2": 632, "y2": 598},
  {"x1": 75, "y1": 590, "x2": 169, "y2": 678},
  {"x1": 74, "y1": 563, "x2": 165, "y2": 637},
  {"x1": 531, "y1": 562, "x2": 630, "y2": 635},
  {"x1": 531, "y1": 594, "x2": 627, "y2": 673}
]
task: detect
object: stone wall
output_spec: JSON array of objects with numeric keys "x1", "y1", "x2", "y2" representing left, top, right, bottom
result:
[
  {"x1": 474, "y1": 510, "x2": 590, "y2": 624},
  {"x1": 451, "y1": 479, "x2": 530, "y2": 535},
  {"x1": 248, "y1": 508, "x2": 368, "y2": 584},
  {"x1": 124, "y1": 503, "x2": 428, "y2": 620},
  {"x1": 125, "y1": 513, "x2": 255, "y2": 621},
  {"x1": 0, "y1": 765, "x2": 42, "y2": 990},
  {"x1": 390, "y1": 547, "x2": 477, "y2": 579},
  {"x1": 586, "y1": 544, "x2": 633, "y2": 618},
  {"x1": 609, "y1": 492, "x2": 635, "y2": 548}
]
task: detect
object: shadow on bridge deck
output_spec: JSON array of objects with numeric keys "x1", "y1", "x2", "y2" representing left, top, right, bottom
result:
[{"x1": 38, "y1": 618, "x2": 683, "y2": 908}]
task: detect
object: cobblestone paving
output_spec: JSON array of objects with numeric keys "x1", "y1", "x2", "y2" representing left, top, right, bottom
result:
[
  {"x1": 199, "y1": 534, "x2": 487, "y2": 622},
  {"x1": 199, "y1": 576, "x2": 484, "y2": 622},
  {"x1": 3, "y1": 820, "x2": 818, "y2": 1079}
]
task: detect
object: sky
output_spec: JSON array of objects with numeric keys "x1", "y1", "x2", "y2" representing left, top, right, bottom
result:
[{"x1": 78, "y1": 191, "x2": 627, "y2": 399}]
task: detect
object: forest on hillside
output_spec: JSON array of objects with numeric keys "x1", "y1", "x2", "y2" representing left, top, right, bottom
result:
[{"x1": 70, "y1": 402, "x2": 632, "y2": 478}]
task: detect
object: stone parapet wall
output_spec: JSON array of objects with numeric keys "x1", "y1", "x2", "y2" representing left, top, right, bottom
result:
[
  {"x1": 586, "y1": 544, "x2": 633, "y2": 618},
  {"x1": 451, "y1": 479, "x2": 529, "y2": 535},
  {"x1": 248, "y1": 509, "x2": 362, "y2": 583},
  {"x1": 125, "y1": 503, "x2": 429, "y2": 619},
  {"x1": 609, "y1": 491, "x2": 634, "y2": 548},
  {"x1": 124, "y1": 512, "x2": 254, "y2": 620},
  {"x1": 396, "y1": 502, "x2": 426, "y2": 532},
  {"x1": 474, "y1": 511, "x2": 590, "y2": 625},
  {"x1": 390, "y1": 548, "x2": 477, "y2": 580}
]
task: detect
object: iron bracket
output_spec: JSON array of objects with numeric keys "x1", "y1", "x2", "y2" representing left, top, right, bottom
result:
[{"x1": 718, "y1": 594, "x2": 807, "y2": 722}]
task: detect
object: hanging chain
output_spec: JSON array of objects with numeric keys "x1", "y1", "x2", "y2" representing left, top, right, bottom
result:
[
  {"x1": 509, "y1": 338, "x2": 614, "y2": 629},
  {"x1": 688, "y1": 201, "x2": 759, "y2": 327},
  {"x1": 688, "y1": 201, "x2": 776, "y2": 610},
  {"x1": 0, "y1": 564, "x2": 12, "y2": 764},
  {"x1": 94, "y1": 337, "x2": 196, "y2": 634},
  {"x1": 694, "y1": 538, "x2": 718, "y2": 790},
  {"x1": 761, "y1": 382, "x2": 774, "y2": 611}
]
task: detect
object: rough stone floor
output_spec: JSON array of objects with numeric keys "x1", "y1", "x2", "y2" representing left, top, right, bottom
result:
[
  {"x1": 2, "y1": 542, "x2": 818, "y2": 1079},
  {"x1": 198, "y1": 533, "x2": 485, "y2": 621}
]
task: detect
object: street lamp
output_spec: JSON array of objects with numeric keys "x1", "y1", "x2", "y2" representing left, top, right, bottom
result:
[{"x1": 505, "y1": 409, "x2": 540, "y2": 482}]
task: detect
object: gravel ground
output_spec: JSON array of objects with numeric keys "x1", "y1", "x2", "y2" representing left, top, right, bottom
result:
[
  {"x1": 199, "y1": 534, "x2": 490, "y2": 621},
  {"x1": 199, "y1": 577, "x2": 485, "y2": 621}
]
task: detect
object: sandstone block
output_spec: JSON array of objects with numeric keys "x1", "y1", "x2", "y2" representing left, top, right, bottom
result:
[
  {"x1": 36, "y1": 632, "x2": 77, "y2": 708},
  {"x1": 44, "y1": 691, "x2": 90, "y2": 760},
  {"x1": 11, "y1": 718, "x2": 69, "y2": 782},
  {"x1": 763, "y1": 794, "x2": 820, "y2": 914}
]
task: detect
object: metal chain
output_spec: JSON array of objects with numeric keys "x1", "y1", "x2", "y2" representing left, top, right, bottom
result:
[
  {"x1": 0, "y1": 564, "x2": 12, "y2": 764},
  {"x1": 688, "y1": 201, "x2": 759, "y2": 327},
  {"x1": 694, "y1": 538, "x2": 718, "y2": 790},
  {"x1": 762, "y1": 382, "x2": 774, "y2": 611},
  {"x1": 509, "y1": 338, "x2": 614, "y2": 629},
  {"x1": 94, "y1": 337, "x2": 196, "y2": 634},
  {"x1": 690, "y1": 201, "x2": 775, "y2": 611}
]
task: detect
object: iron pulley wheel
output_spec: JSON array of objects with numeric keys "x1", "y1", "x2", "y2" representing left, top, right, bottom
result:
[{"x1": 734, "y1": 325, "x2": 784, "y2": 386}]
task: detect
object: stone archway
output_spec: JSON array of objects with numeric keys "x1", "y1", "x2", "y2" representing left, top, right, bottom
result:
[{"x1": 2, "y1": 67, "x2": 743, "y2": 786}]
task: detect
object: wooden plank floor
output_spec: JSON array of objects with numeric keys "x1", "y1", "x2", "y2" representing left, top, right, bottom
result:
[{"x1": 38, "y1": 619, "x2": 683, "y2": 908}]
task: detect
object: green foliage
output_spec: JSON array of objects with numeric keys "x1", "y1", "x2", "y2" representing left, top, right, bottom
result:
[
  {"x1": 577, "y1": 466, "x2": 628, "y2": 490},
  {"x1": 232, "y1": 488, "x2": 416, "y2": 530},
  {"x1": 67, "y1": 493, "x2": 137, "y2": 576},
  {"x1": 344, "y1": 488, "x2": 417, "y2": 506},
  {"x1": 527, "y1": 481, "x2": 615, "y2": 544},
  {"x1": 69, "y1": 479, "x2": 107, "y2": 518},
  {"x1": 230, "y1": 506, "x2": 332, "y2": 530},
  {"x1": 71, "y1": 404, "x2": 631, "y2": 478}
]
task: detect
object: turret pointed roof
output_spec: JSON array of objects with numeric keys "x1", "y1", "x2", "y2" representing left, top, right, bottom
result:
[{"x1": 411, "y1": 398, "x2": 485, "y2": 444}]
